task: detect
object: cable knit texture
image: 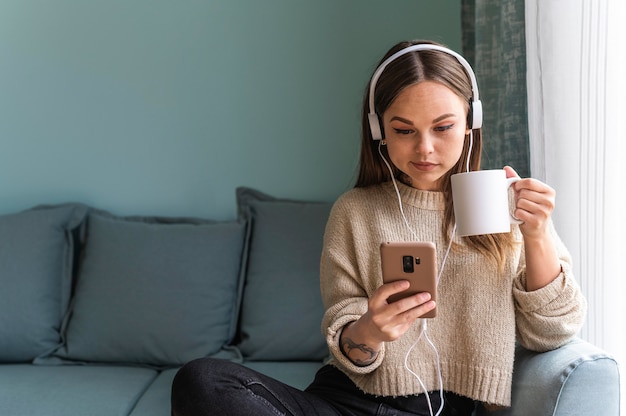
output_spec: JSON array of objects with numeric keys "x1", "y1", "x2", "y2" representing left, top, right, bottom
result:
[{"x1": 320, "y1": 182, "x2": 586, "y2": 407}]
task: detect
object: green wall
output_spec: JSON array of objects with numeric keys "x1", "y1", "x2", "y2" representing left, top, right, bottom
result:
[{"x1": 0, "y1": 0, "x2": 461, "y2": 219}]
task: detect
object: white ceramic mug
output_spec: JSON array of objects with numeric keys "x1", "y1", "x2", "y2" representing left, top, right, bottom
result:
[{"x1": 450, "y1": 169, "x2": 523, "y2": 237}]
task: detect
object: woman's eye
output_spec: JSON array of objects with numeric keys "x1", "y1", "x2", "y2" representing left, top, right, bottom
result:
[
  {"x1": 393, "y1": 128, "x2": 413, "y2": 135},
  {"x1": 434, "y1": 124, "x2": 454, "y2": 132}
]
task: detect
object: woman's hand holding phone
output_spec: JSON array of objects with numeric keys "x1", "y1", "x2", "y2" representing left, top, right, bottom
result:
[{"x1": 364, "y1": 280, "x2": 436, "y2": 341}]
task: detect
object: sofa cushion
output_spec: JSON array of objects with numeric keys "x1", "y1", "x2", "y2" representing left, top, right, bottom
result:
[
  {"x1": 236, "y1": 187, "x2": 331, "y2": 361},
  {"x1": 129, "y1": 368, "x2": 179, "y2": 416},
  {"x1": 52, "y1": 210, "x2": 246, "y2": 367},
  {"x1": 0, "y1": 364, "x2": 157, "y2": 416},
  {"x1": 0, "y1": 204, "x2": 87, "y2": 362}
]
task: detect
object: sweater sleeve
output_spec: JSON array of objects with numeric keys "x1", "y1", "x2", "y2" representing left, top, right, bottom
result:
[
  {"x1": 319, "y1": 196, "x2": 386, "y2": 375},
  {"x1": 513, "y1": 221, "x2": 587, "y2": 352}
]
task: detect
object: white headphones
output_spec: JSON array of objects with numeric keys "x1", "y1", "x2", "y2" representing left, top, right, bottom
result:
[{"x1": 367, "y1": 44, "x2": 483, "y2": 141}]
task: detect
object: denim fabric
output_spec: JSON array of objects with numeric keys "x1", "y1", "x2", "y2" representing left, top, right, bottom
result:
[{"x1": 171, "y1": 359, "x2": 475, "y2": 416}]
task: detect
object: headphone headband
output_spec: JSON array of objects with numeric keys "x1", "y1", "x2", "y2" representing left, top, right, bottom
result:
[{"x1": 368, "y1": 44, "x2": 483, "y2": 141}]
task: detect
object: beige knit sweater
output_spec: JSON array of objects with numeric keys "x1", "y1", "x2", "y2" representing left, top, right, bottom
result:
[{"x1": 320, "y1": 182, "x2": 586, "y2": 407}]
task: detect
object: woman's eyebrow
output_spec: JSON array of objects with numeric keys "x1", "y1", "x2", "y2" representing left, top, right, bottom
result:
[
  {"x1": 432, "y1": 113, "x2": 457, "y2": 123},
  {"x1": 389, "y1": 116, "x2": 414, "y2": 125}
]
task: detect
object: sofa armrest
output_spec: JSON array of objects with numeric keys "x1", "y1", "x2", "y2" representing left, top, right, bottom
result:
[{"x1": 477, "y1": 337, "x2": 620, "y2": 416}]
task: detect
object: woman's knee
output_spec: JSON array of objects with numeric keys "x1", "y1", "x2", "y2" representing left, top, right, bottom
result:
[
  {"x1": 173, "y1": 358, "x2": 236, "y2": 391},
  {"x1": 171, "y1": 358, "x2": 230, "y2": 414}
]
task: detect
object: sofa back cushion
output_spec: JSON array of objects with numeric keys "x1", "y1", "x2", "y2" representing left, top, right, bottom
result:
[
  {"x1": 236, "y1": 187, "x2": 331, "y2": 361},
  {"x1": 51, "y1": 210, "x2": 246, "y2": 367},
  {"x1": 0, "y1": 204, "x2": 87, "y2": 362}
]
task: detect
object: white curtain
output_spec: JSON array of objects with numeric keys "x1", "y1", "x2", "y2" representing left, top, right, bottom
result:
[{"x1": 525, "y1": 0, "x2": 625, "y2": 407}]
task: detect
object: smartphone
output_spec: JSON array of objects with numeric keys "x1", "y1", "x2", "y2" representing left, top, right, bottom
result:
[{"x1": 380, "y1": 241, "x2": 437, "y2": 318}]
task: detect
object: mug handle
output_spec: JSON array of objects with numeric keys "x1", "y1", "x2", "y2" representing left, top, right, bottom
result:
[{"x1": 507, "y1": 177, "x2": 524, "y2": 224}]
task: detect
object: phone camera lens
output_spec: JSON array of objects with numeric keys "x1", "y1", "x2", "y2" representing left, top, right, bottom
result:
[{"x1": 402, "y1": 255, "x2": 414, "y2": 273}]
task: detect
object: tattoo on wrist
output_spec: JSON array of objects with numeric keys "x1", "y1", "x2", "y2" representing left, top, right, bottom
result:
[{"x1": 341, "y1": 337, "x2": 379, "y2": 366}]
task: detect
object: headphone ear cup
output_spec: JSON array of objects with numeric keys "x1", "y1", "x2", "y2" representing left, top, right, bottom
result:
[
  {"x1": 368, "y1": 113, "x2": 384, "y2": 141},
  {"x1": 469, "y1": 100, "x2": 483, "y2": 130}
]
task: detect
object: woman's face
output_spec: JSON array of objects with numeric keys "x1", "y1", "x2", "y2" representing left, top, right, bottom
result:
[{"x1": 382, "y1": 81, "x2": 470, "y2": 191}]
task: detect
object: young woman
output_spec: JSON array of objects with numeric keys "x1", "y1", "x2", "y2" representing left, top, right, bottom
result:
[{"x1": 171, "y1": 40, "x2": 586, "y2": 416}]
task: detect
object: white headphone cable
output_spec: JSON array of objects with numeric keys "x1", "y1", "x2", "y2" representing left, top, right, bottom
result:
[
  {"x1": 404, "y1": 320, "x2": 445, "y2": 416},
  {"x1": 466, "y1": 130, "x2": 474, "y2": 173},
  {"x1": 377, "y1": 141, "x2": 418, "y2": 240}
]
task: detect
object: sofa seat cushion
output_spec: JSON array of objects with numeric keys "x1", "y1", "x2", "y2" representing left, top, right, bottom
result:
[
  {"x1": 0, "y1": 204, "x2": 87, "y2": 362},
  {"x1": 129, "y1": 368, "x2": 179, "y2": 416},
  {"x1": 0, "y1": 364, "x2": 157, "y2": 416},
  {"x1": 236, "y1": 187, "x2": 331, "y2": 361},
  {"x1": 51, "y1": 210, "x2": 246, "y2": 367}
]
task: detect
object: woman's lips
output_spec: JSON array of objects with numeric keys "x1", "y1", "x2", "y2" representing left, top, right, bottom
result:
[{"x1": 412, "y1": 162, "x2": 437, "y2": 172}]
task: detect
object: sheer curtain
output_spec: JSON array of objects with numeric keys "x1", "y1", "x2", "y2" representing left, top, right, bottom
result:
[{"x1": 525, "y1": 0, "x2": 625, "y2": 407}]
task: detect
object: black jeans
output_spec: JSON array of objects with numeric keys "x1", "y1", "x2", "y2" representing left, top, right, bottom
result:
[{"x1": 171, "y1": 359, "x2": 476, "y2": 416}]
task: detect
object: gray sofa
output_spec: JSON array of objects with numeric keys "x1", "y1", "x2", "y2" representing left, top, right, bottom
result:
[{"x1": 0, "y1": 187, "x2": 620, "y2": 415}]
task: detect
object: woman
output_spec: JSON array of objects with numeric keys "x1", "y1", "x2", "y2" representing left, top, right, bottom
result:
[{"x1": 171, "y1": 39, "x2": 586, "y2": 416}]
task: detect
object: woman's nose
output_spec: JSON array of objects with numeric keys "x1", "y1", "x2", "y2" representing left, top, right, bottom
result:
[{"x1": 414, "y1": 134, "x2": 434, "y2": 154}]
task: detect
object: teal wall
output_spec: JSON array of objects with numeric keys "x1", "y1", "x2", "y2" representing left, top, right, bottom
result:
[{"x1": 0, "y1": 0, "x2": 461, "y2": 220}]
